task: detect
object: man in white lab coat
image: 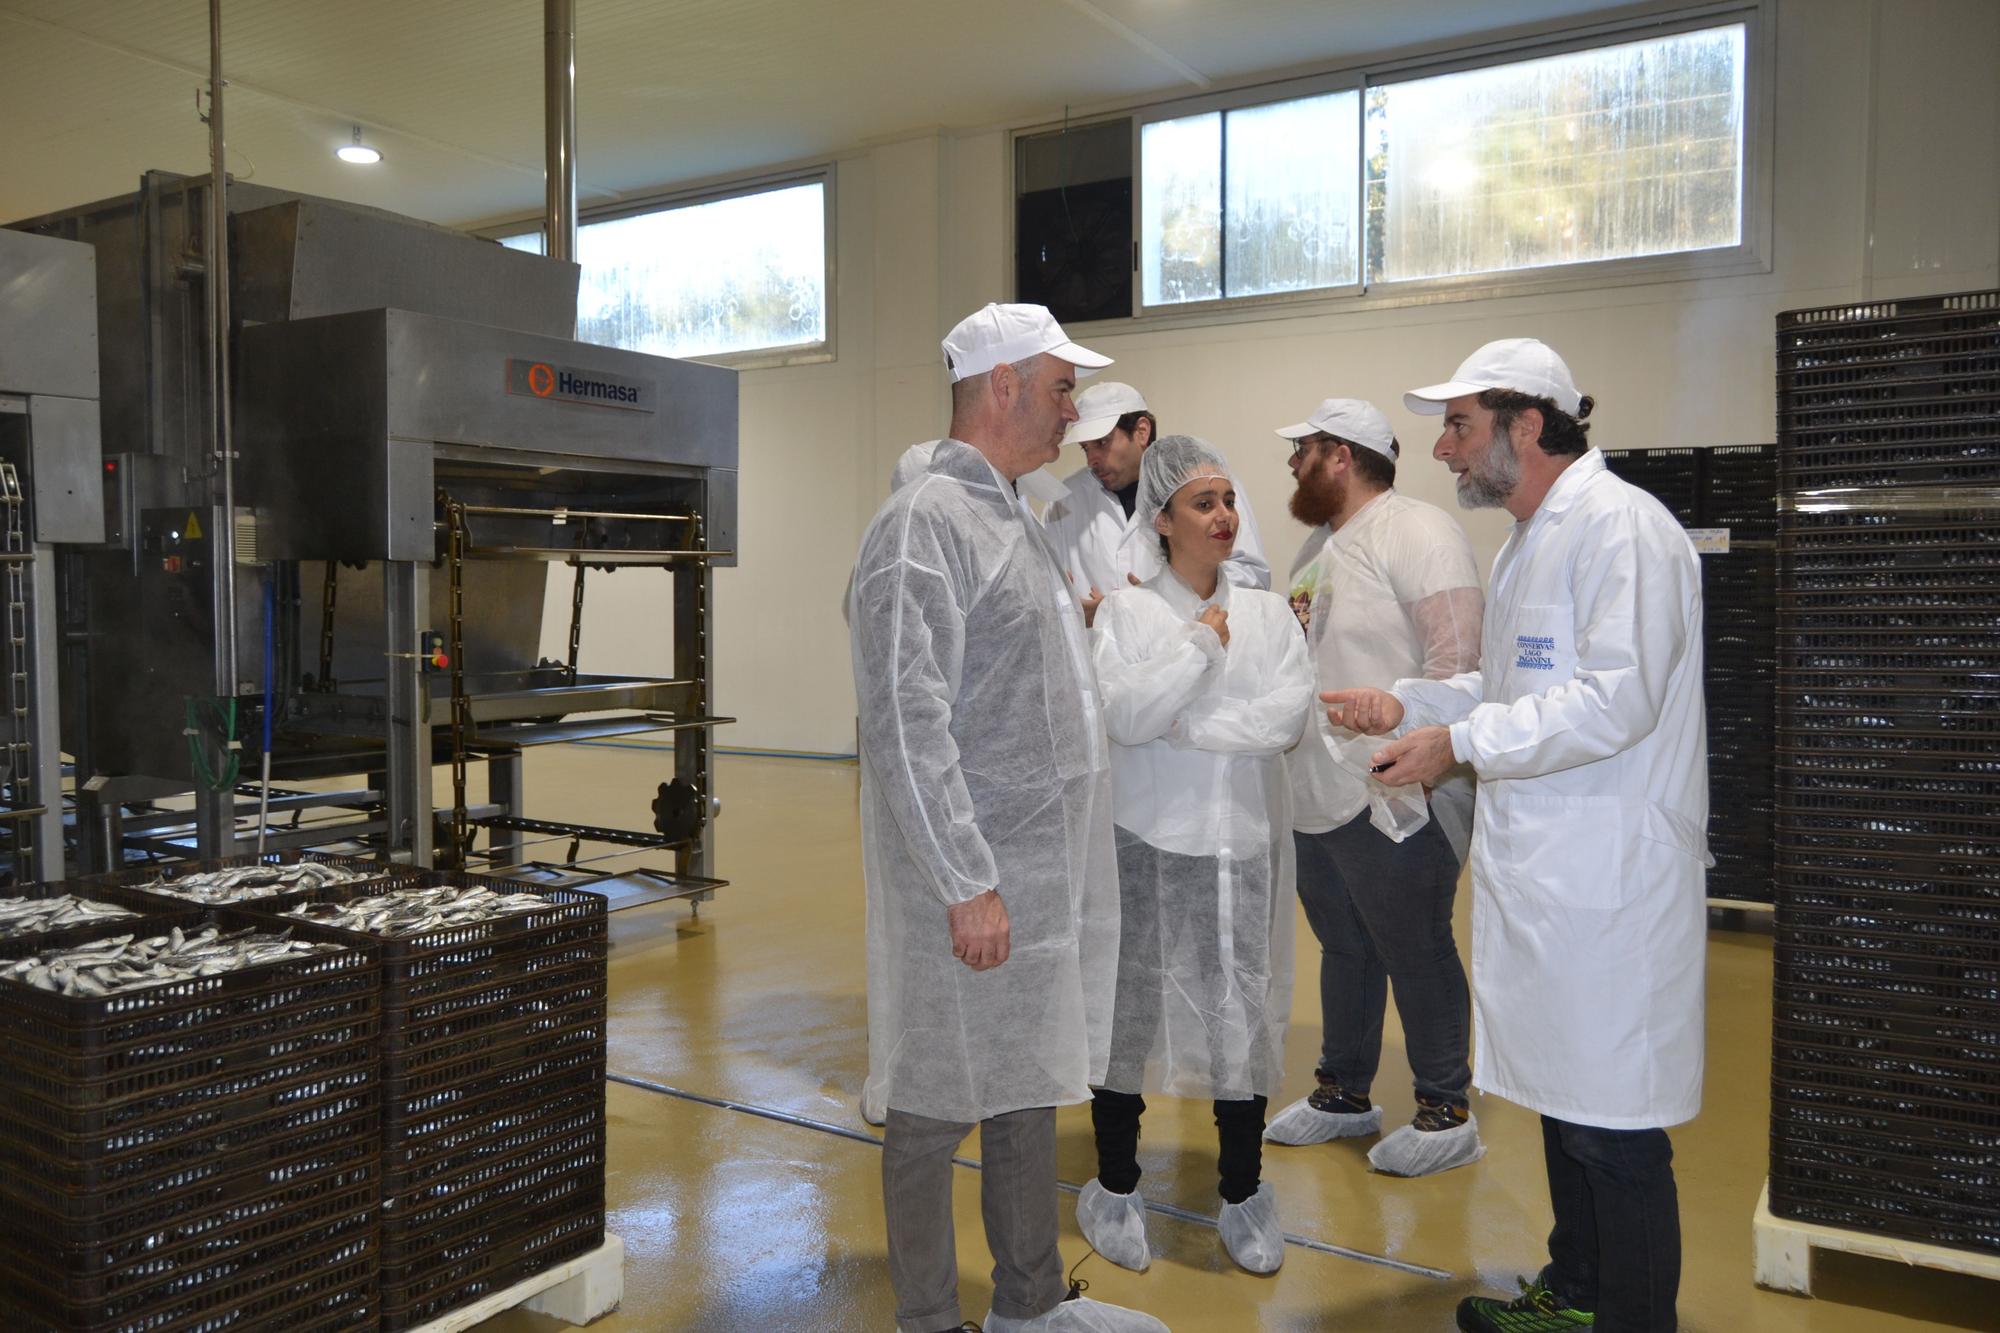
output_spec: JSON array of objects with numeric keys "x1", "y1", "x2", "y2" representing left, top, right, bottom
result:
[
  {"x1": 1046, "y1": 382, "x2": 1270, "y2": 624},
  {"x1": 1327, "y1": 339, "x2": 1706, "y2": 1333}
]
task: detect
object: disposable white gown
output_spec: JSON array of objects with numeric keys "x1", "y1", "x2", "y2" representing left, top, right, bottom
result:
[
  {"x1": 1090, "y1": 571, "x2": 1313, "y2": 1099},
  {"x1": 849, "y1": 439, "x2": 1121, "y2": 1125},
  {"x1": 1284, "y1": 491, "x2": 1483, "y2": 858}
]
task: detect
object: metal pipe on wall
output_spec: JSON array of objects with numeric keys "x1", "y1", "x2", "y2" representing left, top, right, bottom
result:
[
  {"x1": 206, "y1": 0, "x2": 239, "y2": 696},
  {"x1": 544, "y1": 0, "x2": 578, "y2": 264}
]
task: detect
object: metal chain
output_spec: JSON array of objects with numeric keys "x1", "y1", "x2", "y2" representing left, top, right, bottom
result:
[
  {"x1": 1, "y1": 464, "x2": 33, "y2": 875},
  {"x1": 317, "y1": 560, "x2": 338, "y2": 691},
  {"x1": 444, "y1": 494, "x2": 471, "y2": 867},
  {"x1": 565, "y1": 562, "x2": 586, "y2": 683}
]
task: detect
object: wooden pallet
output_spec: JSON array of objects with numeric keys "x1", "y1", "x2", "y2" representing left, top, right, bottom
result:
[
  {"x1": 407, "y1": 1236, "x2": 624, "y2": 1331},
  {"x1": 1753, "y1": 1183, "x2": 2000, "y2": 1295}
]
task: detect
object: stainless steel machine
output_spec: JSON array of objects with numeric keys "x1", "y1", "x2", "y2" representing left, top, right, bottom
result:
[
  {"x1": 9, "y1": 174, "x2": 738, "y2": 893},
  {"x1": 0, "y1": 228, "x2": 105, "y2": 882}
]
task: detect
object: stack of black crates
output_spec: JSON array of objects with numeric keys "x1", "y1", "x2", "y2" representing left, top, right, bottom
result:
[
  {"x1": 0, "y1": 902, "x2": 383, "y2": 1331},
  {"x1": 283, "y1": 871, "x2": 609, "y2": 1330},
  {"x1": 1601, "y1": 444, "x2": 1779, "y2": 904},
  {"x1": 0, "y1": 859, "x2": 612, "y2": 1330},
  {"x1": 1769, "y1": 289, "x2": 2000, "y2": 1255}
]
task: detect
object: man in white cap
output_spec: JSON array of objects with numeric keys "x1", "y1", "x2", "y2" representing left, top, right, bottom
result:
[
  {"x1": 1261, "y1": 398, "x2": 1487, "y2": 1180},
  {"x1": 849, "y1": 303, "x2": 1166, "y2": 1333},
  {"x1": 1325, "y1": 339, "x2": 1707, "y2": 1333},
  {"x1": 1046, "y1": 382, "x2": 1270, "y2": 625}
]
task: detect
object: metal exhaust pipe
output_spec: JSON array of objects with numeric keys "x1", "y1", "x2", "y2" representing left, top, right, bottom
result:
[
  {"x1": 544, "y1": 0, "x2": 578, "y2": 263},
  {"x1": 206, "y1": 0, "x2": 239, "y2": 698}
]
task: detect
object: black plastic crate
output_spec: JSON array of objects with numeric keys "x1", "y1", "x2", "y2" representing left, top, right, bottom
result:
[
  {"x1": 0, "y1": 887, "x2": 146, "y2": 953},
  {"x1": 380, "y1": 1124, "x2": 605, "y2": 1247},
  {"x1": 379, "y1": 1207, "x2": 602, "y2": 1331},
  {"x1": 0, "y1": 1172, "x2": 377, "y2": 1309},
  {"x1": 0, "y1": 1230, "x2": 377, "y2": 1333},
  {"x1": 383, "y1": 1088, "x2": 604, "y2": 1204},
  {"x1": 0, "y1": 911, "x2": 378, "y2": 1110},
  {"x1": 265, "y1": 873, "x2": 607, "y2": 1012},
  {"x1": 74, "y1": 851, "x2": 417, "y2": 915}
]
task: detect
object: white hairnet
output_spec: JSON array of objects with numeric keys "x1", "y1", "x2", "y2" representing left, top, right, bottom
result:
[{"x1": 1133, "y1": 434, "x2": 1233, "y2": 537}]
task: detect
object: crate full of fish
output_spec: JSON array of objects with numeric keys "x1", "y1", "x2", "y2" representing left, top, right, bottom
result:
[
  {"x1": 0, "y1": 912, "x2": 383, "y2": 1332},
  {"x1": 0, "y1": 913, "x2": 379, "y2": 1109},
  {"x1": 0, "y1": 891, "x2": 144, "y2": 954},
  {"x1": 274, "y1": 872, "x2": 607, "y2": 1010},
  {"x1": 76, "y1": 850, "x2": 414, "y2": 914}
]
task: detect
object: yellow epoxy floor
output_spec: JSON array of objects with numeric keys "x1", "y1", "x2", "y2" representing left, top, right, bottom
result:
[{"x1": 475, "y1": 750, "x2": 1999, "y2": 1333}]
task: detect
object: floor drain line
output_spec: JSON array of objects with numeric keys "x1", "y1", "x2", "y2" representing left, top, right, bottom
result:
[{"x1": 604, "y1": 1071, "x2": 1452, "y2": 1281}]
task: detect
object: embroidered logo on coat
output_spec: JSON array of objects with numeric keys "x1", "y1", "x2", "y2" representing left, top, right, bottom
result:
[{"x1": 1515, "y1": 634, "x2": 1557, "y2": 670}]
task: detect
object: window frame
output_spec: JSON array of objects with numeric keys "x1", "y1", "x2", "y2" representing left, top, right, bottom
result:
[
  {"x1": 1131, "y1": 70, "x2": 1366, "y2": 317},
  {"x1": 489, "y1": 166, "x2": 837, "y2": 370},
  {"x1": 1014, "y1": 0, "x2": 1773, "y2": 332}
]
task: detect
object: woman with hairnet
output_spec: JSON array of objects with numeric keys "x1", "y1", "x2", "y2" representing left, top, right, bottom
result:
[{"x1": 1077, "y1": 435, "x2": 1315, "y2": 1275}]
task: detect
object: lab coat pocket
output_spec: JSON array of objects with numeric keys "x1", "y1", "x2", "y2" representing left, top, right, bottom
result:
[
  {"x1": 1503, "y1": 792, "x2": 1631, "y2": 911},
  {"x1": 1504, "y1": 604, "x2": 1577, "y2": 695}
]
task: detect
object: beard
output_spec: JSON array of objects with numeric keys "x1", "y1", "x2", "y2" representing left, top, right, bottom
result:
[
  {"x1": 1289, "y1": 466, "x2": 1346, "y2": 527},
  {"x1": 1455, "y1": 429, "x2": 1522, "y2": 509}
]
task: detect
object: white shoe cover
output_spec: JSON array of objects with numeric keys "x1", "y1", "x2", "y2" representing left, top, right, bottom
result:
[
  {"x1": 1367, "y1": 1114, "x2": 1486, "y2": 1177},
  {"x1": 982, "y1": 1295, "x2": 1171, "y2": 1332},
  {"x1": 1218, "y1": 1182, "x2": 1284, "y2": 1274},
  {"x1": 1262, "y1": 1094, "x2": 1382, "y2": 1145},
  {"x1": 1075, "y1": 1179, "x2": 1150, "y2": 1271},
  {"x1": 860, "y1": 1090, "x2": 886, "y2": 1128}
]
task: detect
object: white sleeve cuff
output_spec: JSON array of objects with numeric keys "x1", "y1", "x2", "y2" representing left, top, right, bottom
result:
[{"x1": 1448, "y1": 720, "x2": 1473, "y2": 765}]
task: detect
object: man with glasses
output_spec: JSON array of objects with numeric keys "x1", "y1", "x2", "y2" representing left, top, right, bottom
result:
[
  {"x1": 1263, "y1": 397, "x2": 1488, "y2": 1180},
  {"x1": 1047, "y1": 382, "x2": 1270, "y2": 625}
]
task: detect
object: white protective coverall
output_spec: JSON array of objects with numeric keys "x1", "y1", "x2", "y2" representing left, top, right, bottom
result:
[
  {"x1": 1091, "y1": 568, "x2": 1313, "y2": 1099},
  {"x1": 1048, "y1": 465, "x2": 1272, "y2": 598},
  {"x1": 1286, "y1": 491, "x2": 1483, "y2": 858},
  {"x1": 1393, "y1": 449, "x2": 1709, "y2": 1130},
  {"x1": 849, "y1": 439, "x2": 1121, "y2": 1125}
]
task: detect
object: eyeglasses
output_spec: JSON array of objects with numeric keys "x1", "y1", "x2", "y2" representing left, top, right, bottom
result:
[{"x1": 1289, "y1": 434, "x2": 1332, "y2": 460}]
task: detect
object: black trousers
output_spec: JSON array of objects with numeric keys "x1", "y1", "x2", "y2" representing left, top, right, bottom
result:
[
  {"x1": 1540, "y1": 1116, "x2": 1681, "y2": 1333},
  {"x1": 1090, "y1": 1087, "x2": 1268, "y2": 1205}
]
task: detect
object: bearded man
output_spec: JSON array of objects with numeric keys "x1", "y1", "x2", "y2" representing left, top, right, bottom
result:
[{"x1": 1259, "y1": 397, "x2": 1491, "y2": 1180}]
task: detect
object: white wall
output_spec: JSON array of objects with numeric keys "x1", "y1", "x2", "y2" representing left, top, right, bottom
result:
[{"x1": 560, "y1": 0, "x2": 2000, "y2": 755}]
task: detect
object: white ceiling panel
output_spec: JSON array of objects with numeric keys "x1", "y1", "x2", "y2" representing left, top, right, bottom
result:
[{"x1": 2, "y1": 0, "x2": 1645, "y2": 229}]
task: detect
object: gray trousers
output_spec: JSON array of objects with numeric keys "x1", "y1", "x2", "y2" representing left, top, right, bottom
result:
[{"x1": 882, "y1": 1105, "x2": 1067, "y2": 1332}]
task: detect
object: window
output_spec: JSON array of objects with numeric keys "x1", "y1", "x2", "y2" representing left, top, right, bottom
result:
[
  {"x1": 499, "y1": 177, "x2": 830, "y2": 362},
  {"x1": 1141, "y1": 91, "x2": 1363, "y2": 306},
  {"x1": 1029, "y1": 10, "x2": 1760, "y2": 319},
  {"x1": 1367, "y1": 25, "x2": 1745, "y2": 283}
]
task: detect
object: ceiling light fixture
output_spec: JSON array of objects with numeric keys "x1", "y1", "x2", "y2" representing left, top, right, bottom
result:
[{"x1": 336, "y1": 124, "x2": 382, "y2": 165}]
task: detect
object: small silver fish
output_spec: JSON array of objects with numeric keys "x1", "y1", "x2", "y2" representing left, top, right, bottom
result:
[
  {"x1": 2, "y1": 926, "x2": 340, "y2": 996},
  {"x1": 0, "y1": 894, "x2": 140, "y2": 937}
]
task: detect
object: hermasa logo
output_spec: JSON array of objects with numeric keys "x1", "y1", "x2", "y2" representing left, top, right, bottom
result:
[{"x1": 505, "y1": 358, "x2": 653, "y2": 413}]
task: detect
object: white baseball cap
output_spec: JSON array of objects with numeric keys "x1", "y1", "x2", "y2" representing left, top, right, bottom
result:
[
  {"x1": 1404, "y1": 338, "x2": 1582, "y2": 416},
  {"x1": 942, "y1": 303, "x2": 1112, "y2": 384},
  {"x1": 1062, "y1": 381, "x2": 1149, "y2": 446},
  {"x1": 1273, "y1": 398, "x2": 1396, "y2": 459}
]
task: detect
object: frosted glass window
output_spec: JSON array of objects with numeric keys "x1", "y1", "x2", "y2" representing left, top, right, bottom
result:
[
  {"x1": 1368, "y1": 25, "x2": 1745, "y2": 282},
  {"x1": 576, "y1": 182, "x2": 827, "y2": 358},
  {"x1": 1225, "y1": 92, "x2": 1361, "y2": 297},
  {"x1": 1141, "y1": 113, "x2": 1221, "y2": 306}
]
